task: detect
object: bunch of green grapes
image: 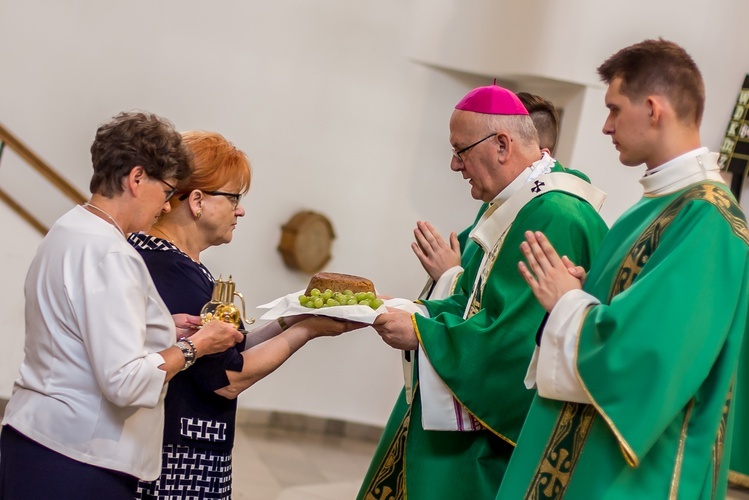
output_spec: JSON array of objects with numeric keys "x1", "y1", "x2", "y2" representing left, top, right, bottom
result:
[{"x1": 299, "y1": 288, "x2": 384, "y2": 310}]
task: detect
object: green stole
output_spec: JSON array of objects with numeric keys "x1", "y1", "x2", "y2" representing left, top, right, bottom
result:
[
  {"x1": 456, "y1": 201, "x2": 488, "y2": 278},
  {"x1": 497, "y1": 182, "x2": 749, "y2": 499}
]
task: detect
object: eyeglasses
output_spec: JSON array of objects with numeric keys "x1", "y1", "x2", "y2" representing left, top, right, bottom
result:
[
  {"x1": 178, "y1": 190, "x2": 242, "y2": 209},
  {"x1": 157, "y1": 178, "x2": 178, "y2": 202},
  {"x1": 451, "y1": 133, "x2": 497, "y2": 162}
]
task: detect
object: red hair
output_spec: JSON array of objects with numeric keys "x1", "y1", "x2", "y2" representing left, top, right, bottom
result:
[{"x1": 179, "y1": 131, "x2": 251, "y2": 194}]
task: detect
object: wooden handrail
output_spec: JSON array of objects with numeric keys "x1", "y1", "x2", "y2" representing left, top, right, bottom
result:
[
  {"x1": 0, "y1": 122, "x2": 86, "y2": 205},
  {"x1": 0, "y1": 187, "x2": 47, "y2": 235}
]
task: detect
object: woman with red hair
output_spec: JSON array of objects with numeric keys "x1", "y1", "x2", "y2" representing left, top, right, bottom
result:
[{"x1": 129, "y1": 130, "x2": 356, "y2": 499}]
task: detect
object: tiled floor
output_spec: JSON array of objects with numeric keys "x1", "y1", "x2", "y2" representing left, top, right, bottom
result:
[
  {"x1": 1, "y1": 396, "x2": 748, "y2": 499},
  {"x1": 231, "y1": 423, "x2": 377, "y2": 500},
  {"x1": 230, "y1": 421, "x2": 749, "y2": 500},
  {"x1": 731, "y1": 483, "x2": 749, "y2": 500}
]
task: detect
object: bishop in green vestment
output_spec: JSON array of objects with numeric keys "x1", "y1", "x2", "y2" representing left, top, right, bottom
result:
[
  {"x1": 358, "y1": 84, "x2": 608, "y2": 500},
  {"x1": 413, "y1": 92, "x2": 561, "y2": 303},
  {"x1": 502, "y1": 40, "x2": 749, "y2": 499},
  {"x1": 409, "y1": 92, "x2": 559, "y2": 302}
]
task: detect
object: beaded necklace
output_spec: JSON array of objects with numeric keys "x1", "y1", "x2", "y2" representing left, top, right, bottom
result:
[{"x1": 83, "y1": 202, "x2": 125, "y2": 237}]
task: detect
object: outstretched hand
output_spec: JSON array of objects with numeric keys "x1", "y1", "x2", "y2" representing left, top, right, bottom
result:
[
  {"x1": 372, "y1": 308, "x2": 419, "y2": 350},
  {"x1": 298, "y1": 316, "x2": 366, "y2": 339},
  {"x1": 411, "y1": 221, "x2": 461, "y2": 281},
  {"x1": 518, "y1": 231, "x2": 583, "y2": 312}
]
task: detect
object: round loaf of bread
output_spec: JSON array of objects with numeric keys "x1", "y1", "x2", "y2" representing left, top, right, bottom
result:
[{"x1": 305, "y1": 272, "x2": 375, "y2": 295}]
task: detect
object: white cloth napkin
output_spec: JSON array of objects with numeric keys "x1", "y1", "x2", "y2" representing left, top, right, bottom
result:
[{"x1": 257, "y1": 290, "x2": 388, "y2": 324}]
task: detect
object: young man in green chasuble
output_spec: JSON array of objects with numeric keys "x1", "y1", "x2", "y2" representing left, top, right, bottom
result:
[
  {"x1": 501, "y1": 39, "x2": 749, "y2": 499},
  {"x1": 356, "y1": 85, "x2": 608, "y2": 500}
]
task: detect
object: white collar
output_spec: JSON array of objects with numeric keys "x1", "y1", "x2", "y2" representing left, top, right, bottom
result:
[
  {"x1": 471, "y1": 154, "x2": 560, "y2": 249},
  {"x1": 640, "y1": 148, "x2": 724, "y2": 195},
  {"x1": 644, "y1": 147, "x2": 709, "y2": 176},
  {"x1": 487, "y1": 153, "x2": 556, "y2": 209}
]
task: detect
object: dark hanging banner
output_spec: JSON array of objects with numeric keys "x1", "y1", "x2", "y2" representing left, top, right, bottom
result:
[{"x1": 719, "y1": 74, "x2": 749, "y2": 202}]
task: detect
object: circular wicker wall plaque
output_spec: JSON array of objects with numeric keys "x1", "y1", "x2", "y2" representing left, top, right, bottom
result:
[{"x1": 277, "y1": 211, "x2": 335, "y2": 273}]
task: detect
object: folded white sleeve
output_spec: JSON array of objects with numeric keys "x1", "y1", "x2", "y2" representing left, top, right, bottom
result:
[
  {"x1": 525, "y1": 289, "x2": 599, "y2": 404},
  {"x1": 427, "y1": 266, "x2": 463, "y2": 300},
  {"x1": 383, "y1": 298, "x2": 428, "y2": 406},
  {"x1": 384, "y1": 298, "x2": 428, "y2": 316},
  {"x1": 417, "y1": 304, "x2": 481, "y2": 432}
]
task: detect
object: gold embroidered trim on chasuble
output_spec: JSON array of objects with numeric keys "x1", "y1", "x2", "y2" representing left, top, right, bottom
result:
[
  {"x1": 467, "y1": 230, "x2": 507, "y2": 318},
  {"x1": 449, "y1": 271, "x2": 463, "y2": 296},
  {"x1": 612, "y1": 183, "x2": 748, "y2": 294},
  {"x1": 525, "y1": 182, "x2": 749, "y2": 495},
  {"x1": 715, "y1": 385, "x2": 734, "y2": 496},
  {"x1": 522, "y1": 403, "x2": 597, "y2": 499},
  {"x1": 670, "y1": 398, "x2": 695, "y2": 499},
  {"x1": 361, "y1": 406, "x2": 411, "y2": 500}
]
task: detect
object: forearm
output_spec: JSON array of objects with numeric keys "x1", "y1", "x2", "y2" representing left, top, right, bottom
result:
[
  {"x1": 158, "y1": 336, "x2": 205, "y2": 383},
  {"x1": 157, "y1": 345, "x2": 190, "y2": 383},
  {"x1": 244, "y1": 318, "x2": 285, "y2": 349},
  {"x1": 215, "y1": 324, "x2": 314, "y2": 399},
  {"x1": 158, "y1": 322, "x2": 244, "y2": 383}
]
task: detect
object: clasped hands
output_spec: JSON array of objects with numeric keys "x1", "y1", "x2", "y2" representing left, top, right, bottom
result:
[
  {"x1": 372, "y1": 230, "x2": 587, "y2": 352},
  {"x1": 412, "y1": 220, "x2": 461, "y2": 280},
  {"x1": 518, "y1": 231, "x2": 586, "y2": 312}
]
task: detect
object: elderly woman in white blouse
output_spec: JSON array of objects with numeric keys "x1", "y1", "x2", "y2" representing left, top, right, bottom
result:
[{"x1": 0, "y1": 111, "x2": 244, "y2": 500}]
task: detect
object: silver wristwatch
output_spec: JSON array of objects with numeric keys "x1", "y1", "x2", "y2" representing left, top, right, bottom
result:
[{"x1": 175, "y1": 340, "x2": 196, "y2": 370}]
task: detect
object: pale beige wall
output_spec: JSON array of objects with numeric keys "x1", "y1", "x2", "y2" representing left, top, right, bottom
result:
[{"x1": 0, "y1": 0, "x2": 746, "y2": 426}]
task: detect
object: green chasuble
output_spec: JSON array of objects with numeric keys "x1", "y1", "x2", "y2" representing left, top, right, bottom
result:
[
  {"x1": 729, "y1": 326, "x2": 749, "y2": 489},
  {"x1": 357, "y1": 162, "x2": 608, "y2": 500},
  {"x1": 455, "y1": 201, "x2": 489, "y2": 272},
  {"x1": 497, "y1": 179, "x2": 749, "y2": 499}
]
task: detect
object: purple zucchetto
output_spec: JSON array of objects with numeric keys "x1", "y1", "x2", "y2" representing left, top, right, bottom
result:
[{"x1": 455, "y1": 84, "x2": 529, "y2": 116}]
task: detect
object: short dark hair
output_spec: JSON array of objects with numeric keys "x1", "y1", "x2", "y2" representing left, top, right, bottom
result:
[
  {"x1": 517, "y1": 92, "x2": 560, "y2": 155},
  {"x1": 89, "y1": 111, "x2": 193, "y2": 197},
  {"x1": 597, "y1": 39, "x2": 704, "y2": 126}
]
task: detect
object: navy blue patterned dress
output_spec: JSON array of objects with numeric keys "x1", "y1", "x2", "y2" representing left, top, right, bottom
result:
[{"x1": 128, "y1": 233, "x2": 245, "y2": 500}]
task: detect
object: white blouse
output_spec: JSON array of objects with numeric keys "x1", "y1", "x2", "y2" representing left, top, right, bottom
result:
[{"x1": 2, "y1": 205, "x2": 173, "y2": 480}]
